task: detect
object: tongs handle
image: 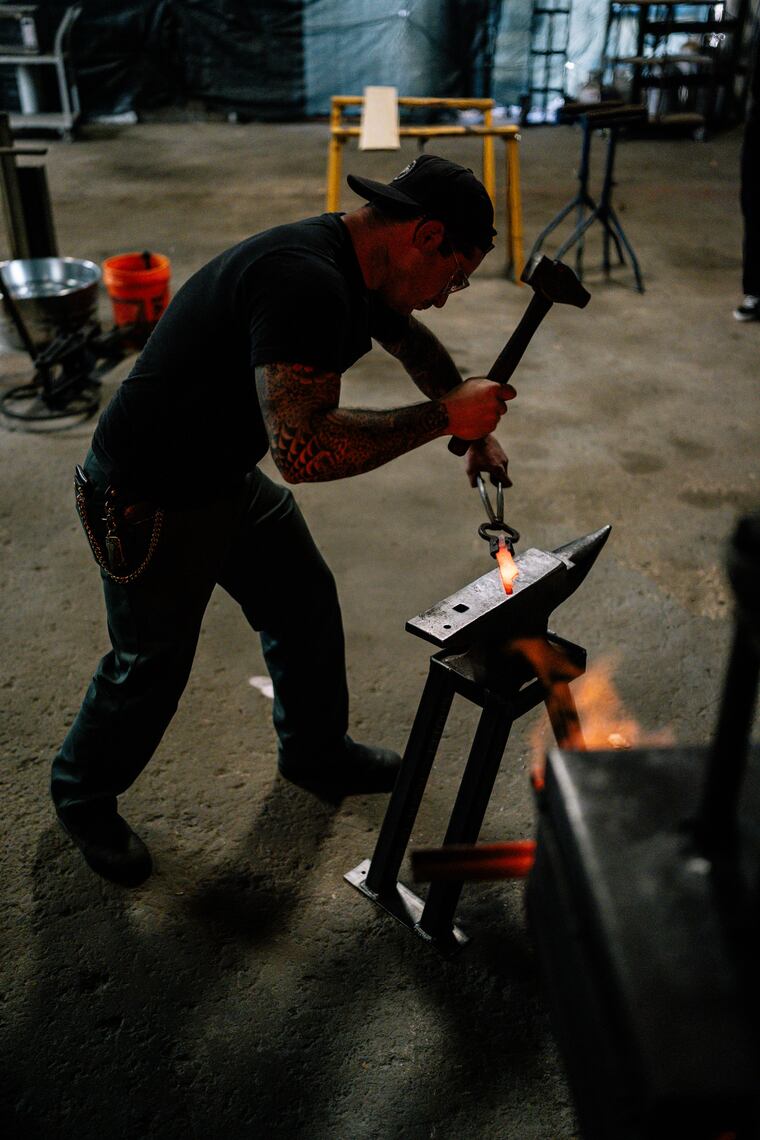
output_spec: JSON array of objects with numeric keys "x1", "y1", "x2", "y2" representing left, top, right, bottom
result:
[
  {"x1": 477, "y1": 474, "x2": 520, "y2": 552},
  {"x1": 477, "y1": 474, "x2": 503, "y2": 526}
]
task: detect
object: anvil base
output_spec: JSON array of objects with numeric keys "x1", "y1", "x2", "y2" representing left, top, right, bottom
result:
[{"x1": 345, "y1": 858, "x2": 468, "y2": 954}]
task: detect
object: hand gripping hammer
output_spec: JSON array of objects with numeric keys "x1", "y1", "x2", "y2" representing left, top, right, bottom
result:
[{"x1": 448, "y1": 254, "x2": 591, "y2": 456}]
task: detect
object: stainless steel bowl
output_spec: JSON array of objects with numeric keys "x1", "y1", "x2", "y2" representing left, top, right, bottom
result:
[{"x1": 0, "y1": 257, "x2": 101, "y2": 353}]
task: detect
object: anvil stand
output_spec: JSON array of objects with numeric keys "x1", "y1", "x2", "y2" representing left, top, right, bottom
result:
[
  {"x1": 528, "y1": 103, "x2": 647, "y2": 294},
  {"x1": 345, "y1": 629, "x2": 586, "y2": 953}
]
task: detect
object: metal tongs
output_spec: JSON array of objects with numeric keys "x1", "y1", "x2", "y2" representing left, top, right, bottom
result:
[{"x1": 476, "y1": 475, "x2": 520, "y2": 558}]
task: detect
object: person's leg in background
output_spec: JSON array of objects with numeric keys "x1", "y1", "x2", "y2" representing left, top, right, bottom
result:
[{"x1": 736, "y1": 10, "x2": 760, "y2": 321}]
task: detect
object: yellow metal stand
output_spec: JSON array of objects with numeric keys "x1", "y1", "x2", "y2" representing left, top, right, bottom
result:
[{"x1": 325, "y1": 95, "x2": 525, "y2": 282}]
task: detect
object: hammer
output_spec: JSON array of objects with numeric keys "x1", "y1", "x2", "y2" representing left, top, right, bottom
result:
[{"x1": 448, "y1": 254, "x2": 591, "y2": 456}]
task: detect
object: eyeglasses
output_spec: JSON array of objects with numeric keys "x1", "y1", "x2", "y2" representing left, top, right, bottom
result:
[
  {"x1": 412, "y1": 219, "x2": 471, "y2": 298},
  {"x1": 438, "y1": 245, "x2": 470, "y2": 298}
]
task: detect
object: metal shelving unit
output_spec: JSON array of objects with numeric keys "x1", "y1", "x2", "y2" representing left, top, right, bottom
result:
[
  {"x1": 602, "y1": 1, "x2": 750, "y2": 135},
  {"x1": 0, "y1": 5, "x2": 81, "y2": 139}
]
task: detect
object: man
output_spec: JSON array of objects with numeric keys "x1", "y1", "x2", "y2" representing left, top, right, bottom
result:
[{"x1": 52, "y1": 154, "x2": 515, "y2": 887}]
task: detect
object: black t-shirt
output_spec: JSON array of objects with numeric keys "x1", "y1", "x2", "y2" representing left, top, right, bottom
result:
[{"x1": 92, "y1": 213, "x2": 408, "y2": 504}]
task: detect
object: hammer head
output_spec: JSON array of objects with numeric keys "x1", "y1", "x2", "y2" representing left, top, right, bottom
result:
[{"x1": 520, "y1": 254, "x2": 591, "y2": 309}]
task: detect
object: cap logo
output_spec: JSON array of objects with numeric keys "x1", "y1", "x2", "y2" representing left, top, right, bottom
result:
[{"x1": 392, "y1": 159, "x2": 417, "y2": 182}]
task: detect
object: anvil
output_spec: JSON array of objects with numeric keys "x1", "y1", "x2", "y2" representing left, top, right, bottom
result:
[{"x1": 406, "y1": 525, "x2": 611, "y2": 651}]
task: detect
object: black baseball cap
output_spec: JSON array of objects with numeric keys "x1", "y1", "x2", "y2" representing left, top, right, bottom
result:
[{"x1": 346, "y1": 154, "x2": 496, "y2": 253}]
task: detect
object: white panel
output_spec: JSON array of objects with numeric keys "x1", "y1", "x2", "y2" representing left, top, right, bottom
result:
[{"x1": 359, "y1": 86, "x2": 400, "y2": 150}]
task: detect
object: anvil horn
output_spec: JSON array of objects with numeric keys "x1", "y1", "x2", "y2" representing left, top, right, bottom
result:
[
  {"x1": 552, "y1": 524, "x2": 612, "y2": 598},
  {"x1": 406, "y1": 524, "x2": 613, "y2": 651}
]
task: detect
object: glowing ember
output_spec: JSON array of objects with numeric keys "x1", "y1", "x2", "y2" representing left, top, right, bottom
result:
[
  {"x1": 495, "y1": 535, "x2": 519, "y2": 595},
  {"x1": 511, "y1": 638, "x2": 673, "y2": 788}
]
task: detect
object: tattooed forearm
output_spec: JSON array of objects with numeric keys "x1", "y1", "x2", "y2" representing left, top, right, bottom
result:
[
  {"x1": 377, "y1": 316, "x2": 462, "y2": 399},
  {"x1": 255, "y1": 361, "x2": 448, "y2": 483}
]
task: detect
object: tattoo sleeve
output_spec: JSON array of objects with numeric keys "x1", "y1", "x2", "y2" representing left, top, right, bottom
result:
[
  {"x1": 255, "y1": 361, "x2": 449, "y2": 483},
  {"x1": 376, "y1": 316, "x2": 463, "y2": 399}
]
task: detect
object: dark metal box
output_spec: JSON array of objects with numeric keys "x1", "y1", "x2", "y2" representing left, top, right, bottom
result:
[{"x1": 528, "y1": 744, "x2": 760, "y2": 1140}]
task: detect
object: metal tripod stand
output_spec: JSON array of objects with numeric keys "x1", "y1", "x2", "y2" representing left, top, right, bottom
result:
[{"x1": 529, "y1": 103, "x2": 647, "y2": 293}]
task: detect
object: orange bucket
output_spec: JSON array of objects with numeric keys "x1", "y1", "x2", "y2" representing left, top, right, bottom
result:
[{"x1": 102, "y1": 251, "x2": 171, "y2": 343}]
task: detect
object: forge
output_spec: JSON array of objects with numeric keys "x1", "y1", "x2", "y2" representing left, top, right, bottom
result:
[{"x1": 345, "y1": 522, "x2": 611, "y2": 951}]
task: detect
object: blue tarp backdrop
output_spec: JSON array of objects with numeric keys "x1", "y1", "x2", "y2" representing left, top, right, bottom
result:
[
  {"x1": 0, "y1": 0, "x2": 654, "y2": 120},
  {"x1": 303, "y1": 1, "x2": 502, "y2": 115}
]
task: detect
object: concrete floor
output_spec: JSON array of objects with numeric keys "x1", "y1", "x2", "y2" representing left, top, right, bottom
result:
[{"x1": 1, "y1": 119, "x2": 758, "y2": 1139}]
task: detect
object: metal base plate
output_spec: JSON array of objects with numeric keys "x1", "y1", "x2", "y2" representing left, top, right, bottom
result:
[{"x1": 345, "y1": 859, "x2": 469, "y2": 954}]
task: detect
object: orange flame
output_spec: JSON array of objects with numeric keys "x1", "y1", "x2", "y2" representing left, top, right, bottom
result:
[
  {"x1": 511, "y1": 638, "x2": 674, "y2": 789},
  {"x1": 495, "y1": 535, "x2": 519, "y2": 595}
]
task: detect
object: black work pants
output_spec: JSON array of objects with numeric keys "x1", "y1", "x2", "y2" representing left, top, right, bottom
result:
[
  {"x1": 741, "y1": 116, "x2": 760, "y2": 297},
  {"x1": 742, "y1": 11, "x2": 760, "y2": 297},
  {"x1": 51, "y1": 452, "x2": 349, "y2": 814}
]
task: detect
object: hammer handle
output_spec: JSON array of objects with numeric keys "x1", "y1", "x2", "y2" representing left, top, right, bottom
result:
[{"x1": 448, "y1": 293, "x2": 552, "y2": 456}]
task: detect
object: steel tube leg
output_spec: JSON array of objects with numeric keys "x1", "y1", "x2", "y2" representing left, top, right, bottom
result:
[
  {"x1": 606, "y1": 203, "x2": 645, "y2": 293},
  {"x1": 364, "y1": 658, "x2": 456, "y2": 896},
  {"x1": 575, "y1": 119, "x2": 594, "y2": 280},
  {"x1": 575, "y1": 127, "x2": 586, "y2": 277},
  {"x1": 0, "y1": 114, "x2": 31, "y2": 259},
  {"x1": 326, "y1": 98, "x2": 344, "y2": 212},
  {"x1": 417, "y1": 696, "x2": 514, "y2": 939},
  {"x1": 505, "y1": 136, "x2": 525, "y2": 282},
  {"x1": 482, "y1": 110, "x2": 496, "y2": 207},
  {"x1": 600, "y1": 130, "x2": 616, "y2": 274},
  {"x1": 599, "y1": 130, "x2": 627, "y2": 272},
  {"x1": 597, "y1": 127, "x2": 644, "y2": 291},
  {"x1": 555, "y1": 203, "x2": 602, "y2": 263}
]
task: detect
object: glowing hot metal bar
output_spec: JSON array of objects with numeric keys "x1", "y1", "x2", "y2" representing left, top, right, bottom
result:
[
  {"x1": 495, "y1": 534, "x2": 519, "y2": 595},
  {"x1": 411, "y1": 840, "x2": 536, "y2": 882}
]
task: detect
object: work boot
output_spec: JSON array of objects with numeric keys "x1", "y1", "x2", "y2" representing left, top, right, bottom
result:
[
  {"x1": 733, "y1": 294, "x2": 759, "y2": 322},
  {"x1": 278, "y1": 735, "x2": 402, "y2": 800},
  {"x1": 56, "y1": 803, "x2": 153, "y2": 887}
]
